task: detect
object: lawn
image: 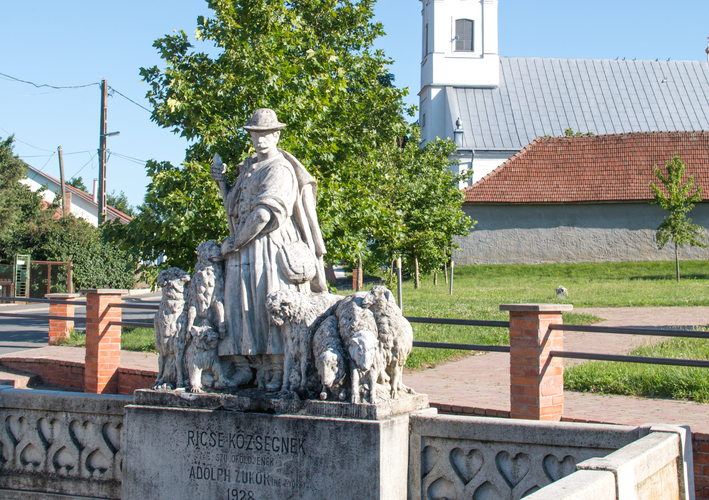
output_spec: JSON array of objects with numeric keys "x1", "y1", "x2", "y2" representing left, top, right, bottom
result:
[{"x1": 565, "y1": 337, "x2": 709, "y2": 403}]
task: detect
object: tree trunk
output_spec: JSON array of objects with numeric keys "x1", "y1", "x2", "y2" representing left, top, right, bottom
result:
[
  {"x1": 443, "y1": 262, "x2": 448, "y2": 284},
  {"x1": 357, "y1": 258, "x2": 363, "y2": 291},
  {"x1": 433, "y1": 271, "x2": 438, "y2": 285},
  {"x1": 675, "y1": 243, "x2": 680, "y2": 282},
  {"x1": 414, "y1": 256, "x2": 420, "y2": 289}
]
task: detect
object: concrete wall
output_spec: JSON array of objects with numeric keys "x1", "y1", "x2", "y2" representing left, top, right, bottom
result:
[
  {"x1": 456, "y1": 202, "x2": 709, "y2": 264},
  {"x1": 0, "y1": 387, "x2": 131, "y2": 499}
]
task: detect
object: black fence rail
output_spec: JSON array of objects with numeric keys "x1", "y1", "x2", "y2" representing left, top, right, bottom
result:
[{"x1": 2, "y1": 294, "x2": 708, "y2": 370}]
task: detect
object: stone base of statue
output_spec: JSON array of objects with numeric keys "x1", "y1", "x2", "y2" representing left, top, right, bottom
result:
[{"x1": 122, "y1": 389, "x2": 430, "y2": 500}]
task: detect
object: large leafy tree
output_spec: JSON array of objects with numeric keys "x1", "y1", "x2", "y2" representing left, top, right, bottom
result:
[
  {"x1": 107, "y1": 0, "x2": 411, "y2": 276},
  {"x1": 650, "y1": 155, "x2": 707, "y2": 282}
]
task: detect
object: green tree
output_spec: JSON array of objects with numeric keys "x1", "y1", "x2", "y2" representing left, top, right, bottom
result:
[
  {"x1": 378, "y1": 127, "x2": 474, "y2": 288},
  {"x1": 650, "y1": 155, "x2": 707, "y2": 282},
  {"x1": 66, "y1": 176, "x2": 89, "y2": 192},
  {"x1": 106, "y1": 190, "x2": 135, "y2": 217},
  {"x1": 106, "y1": 0, "x2": 411, "y2": 278}
]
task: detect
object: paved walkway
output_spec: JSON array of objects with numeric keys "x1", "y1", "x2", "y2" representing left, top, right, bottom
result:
[{"x1": 1, "y1": 306, "x2": 708, "y2": 432}]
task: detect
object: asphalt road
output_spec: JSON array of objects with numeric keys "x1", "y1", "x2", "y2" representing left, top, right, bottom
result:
[{"x1": 0, "y1": 293, "x2": 161, "y2": 356}]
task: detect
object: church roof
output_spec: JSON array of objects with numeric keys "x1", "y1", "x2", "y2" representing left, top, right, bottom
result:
[
  {"x1": 463, "y1": 131, "x2": 709, "y2": 204},
  {"x1": 452, "y1": 57, "x2": 709, "y2": 152}
]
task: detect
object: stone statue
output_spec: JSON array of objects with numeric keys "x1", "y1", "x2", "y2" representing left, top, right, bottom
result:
[
  {"x1": 152, "y1": 108, "x2": 417, "y2": 406},
  {"x1": 210, "y1": 108, "x2": 328, "y2": 391}
]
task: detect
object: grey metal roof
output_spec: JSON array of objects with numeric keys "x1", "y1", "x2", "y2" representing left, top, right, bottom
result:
[{"x1": 452, "y1": 57, "x2": 709, "y2": 151}]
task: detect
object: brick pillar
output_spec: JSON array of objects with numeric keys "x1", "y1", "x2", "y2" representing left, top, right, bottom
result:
[
  {"x1": 501, "y1": 304, "x2": 573, "y2": 421},
  {"x1": 81, "y1": 289, "x2": 127, "y2": 394},
  {"x1": 46, "y1": 293, "x2": 80, "y2": 345}
]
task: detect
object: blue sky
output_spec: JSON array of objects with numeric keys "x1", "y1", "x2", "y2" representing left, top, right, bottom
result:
[{"x1": 1, "y1": 0, "x2": 708, "y2": 207}]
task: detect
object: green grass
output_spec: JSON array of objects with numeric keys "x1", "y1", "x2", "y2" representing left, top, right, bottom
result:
[
  {"x1": 54, "y1": 327, "x2": 156, "y2": 353},
  {"x1": 394, "y1": 261, "x2": 709, "y2": 368},
  {"x1": 565, "y1": 336, "x2": 709, "y2": 403}
]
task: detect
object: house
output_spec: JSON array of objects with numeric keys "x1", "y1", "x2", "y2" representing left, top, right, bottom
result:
[
  {"x1": 20, "y1": 164, "x2": 131, "y2": 226},
  {"x1": 457, "y1": 131, "x2": 709, "y2": 264},
  {"x1": 419, "y1": 0, "x2": 709, "y2": 187}
]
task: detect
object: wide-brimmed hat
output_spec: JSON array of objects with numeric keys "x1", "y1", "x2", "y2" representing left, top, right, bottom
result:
[{"x1": 243, "y1": 108, "x2": 286, "y2": 132}]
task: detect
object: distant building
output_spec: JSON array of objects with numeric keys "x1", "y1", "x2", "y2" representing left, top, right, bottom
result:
[
  {"x1": 457, "y1": 131, "x2": 709, "y2": 264},
  {"x1": 21, "y1": 164, "x2": 131, "y2": 226},
  {"x1": 419, "y1": 0, "x2": 709, "y2": 187}
]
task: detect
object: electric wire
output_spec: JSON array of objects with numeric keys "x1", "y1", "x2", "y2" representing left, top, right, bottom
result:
[
  {"x1": 0, "y1": 72, "x2": 99, "y2": 90},
  {"x1": 38, "y1": 152, "x2": 56, "y2": 171},
  {"x1": 0, "y1": 125, "x2": 54, "y2": 152},
  {"x1": 70, "y1": 151, "x2": 98, "y2": 179},
  {"x1": 108, "y1": 86, "x2": 152, "y2": 113}
]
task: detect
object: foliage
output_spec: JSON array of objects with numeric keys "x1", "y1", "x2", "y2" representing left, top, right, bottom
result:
[
  {"x1": 565, "y1": 336, "x2": 709, "y2": 403},
  {"x1": 0, "y1": 137, "x2": 136, "y2": 289},
  {"x1": 106, "y1": 0, "x2": 412, "y2": 280},
  {"x1": 378, "y1": 127, "x2": 474, "y2": 284},
  {"x1": 106, "y1": 189, "x2": 136, "y2": 217},
  {"x1": 0, "y1": 136, "x2": 52, "y2": 257},
  {"x1": 563, "y1": 128, "x2": 594, "y2": 137},
  {"x1": 650, "y1": 155, "x2": 707, "y2": 281},
  {"x1": 66, "y1": 176, "x2": 88, "y2": 192}
]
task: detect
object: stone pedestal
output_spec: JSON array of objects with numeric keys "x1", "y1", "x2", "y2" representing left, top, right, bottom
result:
[{"x1": 122, "y1": 390, "x2": 429, "y2": 500}]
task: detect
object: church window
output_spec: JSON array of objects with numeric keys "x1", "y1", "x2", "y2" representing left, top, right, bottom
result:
[{"x1": 455, "y1": 19, "x2": 474, "y2": 52}]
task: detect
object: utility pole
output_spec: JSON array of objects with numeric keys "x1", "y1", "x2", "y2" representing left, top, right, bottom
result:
[
  {"x1": 57, "y1": 146, "x2": 67, "y2": 217},
  {"x1": 97, "y1": 79, "x2": 108, "y2": 224}
]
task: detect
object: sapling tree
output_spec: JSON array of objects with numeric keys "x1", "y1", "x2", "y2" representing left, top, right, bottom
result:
[{"x1": 650, "y1": 155, "x2": 707, "y2": 282}]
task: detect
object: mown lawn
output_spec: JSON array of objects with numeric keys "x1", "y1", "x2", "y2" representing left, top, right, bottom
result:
[{"x1": 565, "y1": 337, "x2": 709, "y2": 403}]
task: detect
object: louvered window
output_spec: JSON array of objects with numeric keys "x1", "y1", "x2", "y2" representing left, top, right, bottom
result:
[{"x1": 455, "y1": 19, "x2": 474, "y2": 52}]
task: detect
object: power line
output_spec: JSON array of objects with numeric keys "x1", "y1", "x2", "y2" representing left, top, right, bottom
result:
[
  {"x1": 108, "y1": 86, "x2": 152, "y2": 113},
  {"x1": 39, "y1": 152, "x2": 56, "y2": 171},
  {"x1": 0, "y1": 125, "x2": 55, "y2": 153},
  {"x1": 0, "y1": 72, "x2": 99, "y2": 90},
  {"x1": 109, "y1": 150, "x2": 147, "y2": 165},
  {"x1": 70, "y1": 151, "x2": 98, "y2": 179}
]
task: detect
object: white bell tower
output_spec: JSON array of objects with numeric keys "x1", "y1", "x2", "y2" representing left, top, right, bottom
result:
[{"x1": 419, "y1": 0, "x2": 500, "y2": 144}]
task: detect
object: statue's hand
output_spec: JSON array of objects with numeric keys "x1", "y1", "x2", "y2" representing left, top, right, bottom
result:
[
  {"x1": 221, "y1": 236, "x2": 236, "y2": 256},
  {"x1": 211, "y1": 153, "x2": 227, "y2": 182}
]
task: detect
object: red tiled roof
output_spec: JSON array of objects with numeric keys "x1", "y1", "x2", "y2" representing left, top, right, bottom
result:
[{"x1": 464, "y1": 131, "x2": 709, "y2": 204}]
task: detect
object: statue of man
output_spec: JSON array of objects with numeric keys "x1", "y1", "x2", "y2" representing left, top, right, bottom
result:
[{"x1": 210, "y1": 108, "x2": 328, "y2": 391}]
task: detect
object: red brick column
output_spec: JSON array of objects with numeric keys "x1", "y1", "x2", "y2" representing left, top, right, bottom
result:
[
  {"x1": 81, "y1": 289, "x2": 127, "y2": 394},
  {"x1": 46, "y1": 293, "x2": 80, "y2": 345},
  {"x1": 501, "y1": 304, "x2": 573, "y2": 421}
]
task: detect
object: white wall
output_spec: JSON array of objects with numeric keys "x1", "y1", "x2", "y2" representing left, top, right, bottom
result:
[{"x1": 20, "y1": 173, "x2": 99, "y2": 226}]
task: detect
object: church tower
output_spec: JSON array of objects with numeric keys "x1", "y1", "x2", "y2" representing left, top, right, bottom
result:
[{"x1": 419, "y1": 0, "x2": 500, "y2": 144}]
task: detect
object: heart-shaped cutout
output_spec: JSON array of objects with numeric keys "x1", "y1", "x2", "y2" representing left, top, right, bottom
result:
[
  {"x1": 20, "y1": 443, "x2": 42, "y2": 467},
  {"x1": 422, "y1": 445, "x2": 438, "y2": 477},
  {"x1": 472, "y1": 481, "x2": 504, "y2": 500},
  {"x1": 102, "y1": 422, "x2": 122, "y2": 455},
  {"x1": 427, "y1": 477, "x2": 456, "y2": 500},
  {"x1": 37, "y1": 418, "x2": 55, "y2": 451},
  {"x1": 543, "y1": 454, "x2": 577, "y2": 482},
  {"x1": 52, "y1": 446, "x2": 76, "y2": 472},
  {"x1": 449, "y1": 447, "x2": 483, "y2": 484},
  {"x1": 85, "y1": 449, "x2": 109, "y2": 475},
  {"x1": 495, "y1": 451, "x2": 530, "y2": 489},
  {"x1": 5, "y1": 415, "x2": 26, "y2": 447},
  {"x1": 69, "y1": 420, "x2": 93, "y2": 452}
]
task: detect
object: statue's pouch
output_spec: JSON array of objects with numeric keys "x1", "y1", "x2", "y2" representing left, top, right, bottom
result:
[{"x1": 277, "y1": 241, "x2": 317, "y2": 284}]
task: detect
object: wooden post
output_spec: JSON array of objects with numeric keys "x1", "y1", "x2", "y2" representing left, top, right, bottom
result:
[
  {"x1": 98, "y1": 79, "x2": 108, "y2": 224},
  {"x1": 67, "y1": 257, "x2": 73, "y2": 294},
  {"x1": 501, "y1": 304, "x2": 572, "y2": 421},
  {"x1": 396, "y1": 257, "x2": 403, "y2": 311},
  {"x1": 449, "y1": 260, "x2": 455, "y2": 295},
  {"x1": 82, "y1": 288, "x2": 127, "y2": 394},
  {"x1": 58, "y1": 146, "x2": 67, "y2": 217},
  {"x1": 46, "y1": 263, "x2": 51, "y2": 296},
  {"x1": 46, "y1": 293, "x2": 80, "y2": 345}
]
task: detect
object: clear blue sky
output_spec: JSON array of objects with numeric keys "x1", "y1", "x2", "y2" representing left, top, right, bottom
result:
[{"x1": 2, "y1": 0, "x2": 708, "y2": 208}]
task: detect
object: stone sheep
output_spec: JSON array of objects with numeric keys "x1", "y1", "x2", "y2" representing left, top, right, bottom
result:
[
  {"x1": 334, "y1": 292, "x2": 385, "y2": 404},
  {"x1": 311, "y1": 315, "x2": 348, "y2": 401},
  {"x1": 362, "y1": 286, "x2": 414, "y2": 399},
  {"x1": 153, "y1": 268, "x2": 190, "y2": 390},
  {"x1": 266, "y1": 289, "x2": 342, "y2": 395}
]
